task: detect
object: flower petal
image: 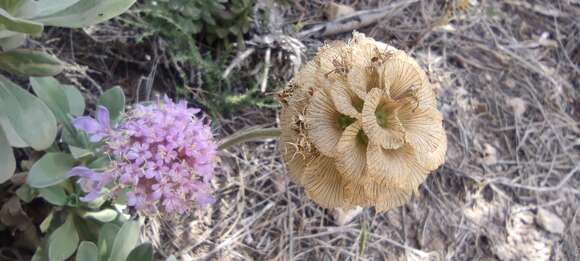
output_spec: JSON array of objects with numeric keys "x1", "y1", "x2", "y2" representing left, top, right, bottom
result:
[
  {"x1": 68, "y1": 166, "x2": 97, "y2": 178},
  {"x1": 366, "y1": 144, "x2": 428, "y2": 190},
  {"x1": 398, "y1": 106, "x2": 445, "y2": 153},
  {"x1": 382, "y1": 57, "x2": 436, "y2": 108},
  {"x1": 361, "y1": 88, "x2": 405, "y2": 149},
  {"x1": 416, "y1": 131, "x2": 447, "y2": 171},
  {"x1": 329, "y1": 80, "x2": 363, "y2": 118},
  {"x1": 72, "y1": 116, "x2": 102, "y2": 134},
  {"x1": 96, "y1": 105, "x2": 110, "y2": 129},
  {"x1": 344, "y1": 180, "x2": 372, "y2": 206},
  {"x1": 306, "y1": 88, "x2": 343, "y2": 157},
  {"x1": 301, "y1": 155, "x2": 350, "y2": 209},
  {"x1": 366, "y1": 180, "x2": 413, "y2": 212},
  {"x1": 335, "y1": 121, "x2": 367, "y2": 181}
]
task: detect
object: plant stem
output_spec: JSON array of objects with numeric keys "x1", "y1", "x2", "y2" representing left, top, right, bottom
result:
[{"x1": 218, "y1": 127, "x2": 281, "y2": 150}]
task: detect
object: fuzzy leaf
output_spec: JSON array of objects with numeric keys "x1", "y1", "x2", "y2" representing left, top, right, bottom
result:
[
  {"x1": 0, "y1": 126, "x2": 15, "y2": 183},
  {"x1": 98, "y1": 86, "x2": 125, "y2": 124},
  {"x1": 0, "y1": 49, "x2": 63, "y2": 76},
  {"x1": 33, "y1": 0, "x2": 137, "y2": 28},
  {"x1": 108, "y1": 220, "x2": 140, "y2": 261},
  {"x1": 97, "y1": 223, "x2": 120, "y2": 261},
  {"x1": 31, "y1": 77, "x2": 70, "y2": 124},
  {"x1": 27, "y1": 152, "x2": 75, "y2": 188},
  {"x1": 16, "y1": 0, "x2": 80, "y2": 19},
  {"x1": 38, "y1": 185, "x2": 68, "y2": 206},
  {"x1": 0, "y1": 8, "x2": 43, "y2": 34},
  {"x1": 0, "y1": 75, "x2": 57, "y2": 150},
  {"x1": 63, "y1": 84, "x2": 85, "y2": 116},
  {"x1": 75, "y1": 241, "x2": 98, "y2": 261},
  {"x1": 48, "y1": 214, "x2": 79, "y2": 261},
  {"x1": 126, "y1": 243, "x2": 153, "y2": 261},
  {"x1": 80, "y1": 209, "x2": 118, "y2": 223}
]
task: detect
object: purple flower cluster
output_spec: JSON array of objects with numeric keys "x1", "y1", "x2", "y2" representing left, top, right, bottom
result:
[{"x1": 69, "y1": 96, "x2": 217, "y2": 214}]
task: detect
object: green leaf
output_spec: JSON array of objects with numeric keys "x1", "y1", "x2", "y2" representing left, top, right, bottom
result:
[
  {"x1": 40, "y1": 211, "x2": 54, "y2": 233},
  {"x1": 63, "y1": 84, "x2": 85, "y2": 116},
  {"x1": 0, "y1": 33, "x2": 26, "y2": 50},
  {"x1": 38, "y1": 185, "x2": 67, "y2": 206},
  {"x1": 16, "y1": 0, "x2": 80, "y2": 19},
  {"x1": 31, "y1": 77, "x2": 70, "y2": 123},
  {"x1": 69, "y1": 145, "x2": 93, "y2": 159},
  {"x1": 75, "y1": 241, "x2": 98, "y2": 261},
  {"x1": 33, "y1": 0, "x2": 137, "y2": 28},
  {"x1": 0, "y1": 0, "x2": 25, "y2": 14},
  {"x1": 0, "y1": 126, "x2": 15, "y2": 183},
  {"x1": 126, "y1": 243, "x2": 153, "y2": 261},
  {"x1": 27, "y1": 152, "x2": 75, "y2": 188},
  {"x1": 98, "y1": 86, "x2": 125, "y2": 124},
  {"x1": 98, "y1": 223, "x2": 120, "y2": 261},
  {"x1": 80, "y1": 209, "x2": 118, "y2": 223},
  {"x1": 0, "y1": 49, "x2": 63, "y2": 76},
  {"x1": 0, "y1": 116, "x2": 27, "y2": 147},
  {"x1": 48, "y1": 214, "x2": 79, "y2": 261},
  {"x1": 108, "y1": 220, "x2": 140, "y2": 261},
  {"x1": 0, "y1": 8, "x2": 43, "y2": 35},
  {"x1": 0, "y1": 75, "x2": 57, "y2": 150},
  {"x1": 15, "y1": 183, "x2": 37, "y2": 202}
]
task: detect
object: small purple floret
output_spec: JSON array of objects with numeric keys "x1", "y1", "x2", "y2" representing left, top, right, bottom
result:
[{"x1": 69, "y1": 97, "x2": 217, "y2": 214}]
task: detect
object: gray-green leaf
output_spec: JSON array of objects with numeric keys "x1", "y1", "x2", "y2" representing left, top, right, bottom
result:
[
  {"x1": 108, "y1": 220, "x2": 140, "y2": 261},
  {"x1": 63, "y1": 84, "x2": 85, "y2": 116},
  {"x1": 126, "y1": 243, "x2": 153, "y2": 261},
  {"x1": 80, "y1": 209, "x2": 118, "y2": 223},
  {"x1": 48, "y1": 214, "x2": 79, "y2": 261},
  {"x1": 0, "y1": 126, "x2": 15, "y2": 183},
  {"x1": 0, "y1": 8, "x2": 43, "y2": 34},
  {"x1": 30, "y1": 77, "x2": 70, "y2": 124},
  {"x1": 0, "y1": 49, "x2": 63, "y2": 76},
  {"x1": 98, "y1": 86, "x2": 125, "y2": 124},
  {"x1": 32, "y1": 0, "x2": 137, "y2": 28},
  {"x1": 0, "y1": 75, "x2": 57, "y2": 150},
  {"x1": 15, "y1": 183, "x2": 37, "y2": 203},
  {"x1": 16, "y1": 0, "x2": 80, "y2": 19},
  {"x1": 27, "y1": 152, "x2": 75, "y2": 188},
  {"x1": 75, "y1": 241, "x2": 98, "y2": 261},
  {"x1": 98, "y1": 223, "x2": 120, "y2": 261},
  {"x1": 38, "y1": 185, "x2": 68, "y2": 206},
  {"x1": 0, "y1": 116, "x2": 27, "y2": 147}
]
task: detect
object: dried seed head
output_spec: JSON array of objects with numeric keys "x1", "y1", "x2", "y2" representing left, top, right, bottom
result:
[{"x1": 278, "y1": 32, "x2": 447, "y2": 211}]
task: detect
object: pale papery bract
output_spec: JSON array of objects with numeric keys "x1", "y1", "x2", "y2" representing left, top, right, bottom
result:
[
  {"x1": 69, "y1": 96, "x2": 217, "y2": 214},
  {"x1": 278, "y1": 32, "x2": 447, "y2": 211}
]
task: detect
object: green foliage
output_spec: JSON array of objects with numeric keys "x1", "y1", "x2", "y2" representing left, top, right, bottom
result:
[
  {"x1": 0, "y1": 75, "x2": 57, "y2": 150},
  {"x1": 108, "y1": 220, "x2": 141, "y2": 261},
  {"x1": 0, "y1": 126, "x2": 15, "y2": 183},
  {"x1": 0, "y1": 49, "x2": 63, "y2": 76},
  {"x1": 75, "y1": 241, "x2": 98, "y2": 261},
  {"x1": 142, "y1": 0, "x2": 253, "y2": 44},
  {"x1": 98, "y1": 86, "x2": 125, "y2": 124},
  {"x1": 135, "y1": 0, "x2": 277, "y2": 117},
  {"x1": 38, "y1": 185, "x2": 68, "y2": 206},
  {"x1": 48, "y1": 214, "x2": 80, "y2": 261},
  {"x1": 27, "y1": 152, "x2": 75, "y2": 188},
  {"x1": 126, "y1": 243, "x2": 154, "y2": 261}
]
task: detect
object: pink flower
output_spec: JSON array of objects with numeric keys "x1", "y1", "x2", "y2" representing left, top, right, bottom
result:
[{"x1": 70, "y1": 96, "x2": 217, "y2": 214}]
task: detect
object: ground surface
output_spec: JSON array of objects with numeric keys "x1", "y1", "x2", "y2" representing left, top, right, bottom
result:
[{"x1": 14, "y1": 0, "x2": 580, "y2": 260}]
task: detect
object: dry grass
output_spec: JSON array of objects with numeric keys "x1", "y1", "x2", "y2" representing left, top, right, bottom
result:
[{"x1": 140, "y1": 0, "x2": 579, "y2": 260}]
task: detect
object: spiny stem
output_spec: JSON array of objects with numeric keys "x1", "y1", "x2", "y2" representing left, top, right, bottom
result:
[{"x1": 218, "y1": 127, "x2": 281, "y2": 150}]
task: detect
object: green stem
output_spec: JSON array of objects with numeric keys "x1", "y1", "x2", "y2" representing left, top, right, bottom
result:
[{"x1": 218, "y1": 127, "x2": 281, "y2": 150}]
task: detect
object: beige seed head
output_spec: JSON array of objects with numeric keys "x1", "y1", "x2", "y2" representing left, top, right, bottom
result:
[{"x1": 277, "y1": 32, "x2": 447, "y2": 211}]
